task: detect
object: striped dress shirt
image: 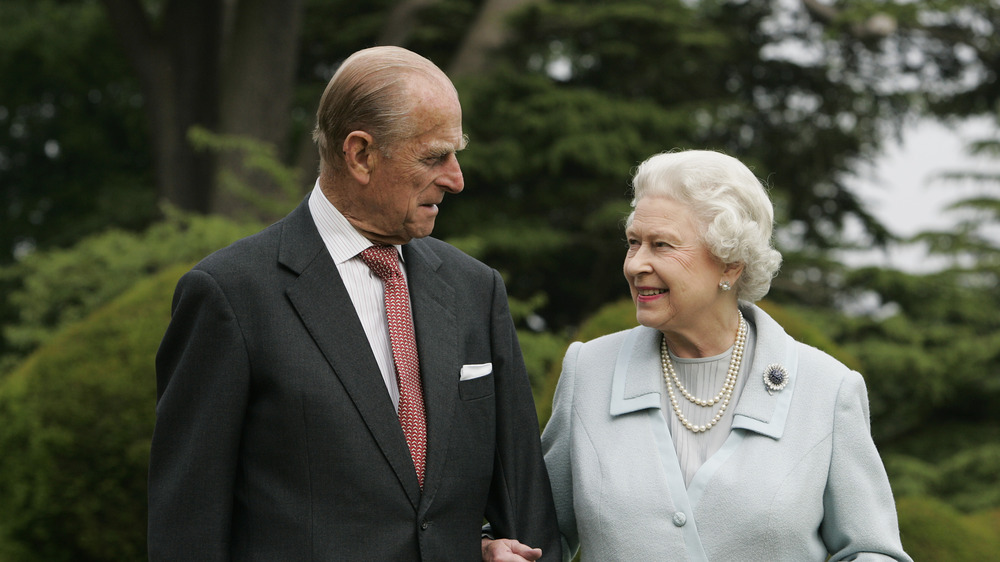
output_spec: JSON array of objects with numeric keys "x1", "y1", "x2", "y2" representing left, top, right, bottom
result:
[{"x1": 308, "y1": 181, "x2": 406, "y2": 410}]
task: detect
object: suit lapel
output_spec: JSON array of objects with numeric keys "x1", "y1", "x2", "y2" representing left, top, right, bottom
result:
[
  {"x1": 279, "y1": 200, "x2": 422, "y2": 508},
  {"x1": 403, "y1": 239, "x2": 458, "y2": 502}
]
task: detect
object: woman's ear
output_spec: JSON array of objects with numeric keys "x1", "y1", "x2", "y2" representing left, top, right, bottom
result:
[
  {"x1": 723, "y1": 261, "x2": 745, "y2": 286},
  {"x1": 343, "y1": 131, "x2": 375, "y2": 184}
]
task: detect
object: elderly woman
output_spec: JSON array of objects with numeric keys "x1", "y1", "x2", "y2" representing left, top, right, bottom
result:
[{"x1": 483, "y1": 150, "x2": 911, "y2": 561}]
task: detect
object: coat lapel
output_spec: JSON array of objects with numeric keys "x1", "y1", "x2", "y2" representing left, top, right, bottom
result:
[
  {"x1": 609, "y1": 326, "x2": 663, "y2": 416},
  {"x1": 608, "y1": 304, "x2": 799, "y2": 437},
  {"x1": 602, "y1": 306, "x2": 801, "y2": 561},
  {"x1": 730, "y1": 304, "x2": 798, "y2": 440},
  {"x1": 687, "y1": 304, "x2": 799, "y2": 512},
  {"x1": 402, "y1": 239, "x2": 458, "y2": 503},
  {"x1": 279, "y1": 200, "x2": 422, "y2": 508}
]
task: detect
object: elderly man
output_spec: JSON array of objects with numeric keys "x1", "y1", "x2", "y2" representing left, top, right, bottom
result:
[{"x1": 148, "y1": 46, "x2": 560, "y2": 561}]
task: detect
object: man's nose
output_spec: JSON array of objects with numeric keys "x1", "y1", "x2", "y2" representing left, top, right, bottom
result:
[{"x1": 440, "y1": 154, "x2": 464, "y2": 194}]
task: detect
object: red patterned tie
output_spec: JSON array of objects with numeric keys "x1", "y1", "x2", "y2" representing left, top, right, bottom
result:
[{"x1": 360, "y1": 245, "x2": 427, "y2": 488}]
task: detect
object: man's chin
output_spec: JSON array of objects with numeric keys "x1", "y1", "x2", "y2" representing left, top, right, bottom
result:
[{"x1": 404, "y1": 220, "x2": 437, "y2": 241}]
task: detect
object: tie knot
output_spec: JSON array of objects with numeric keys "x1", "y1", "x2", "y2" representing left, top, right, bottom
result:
[{"x1": 360, "y1": 245, "x2": 402, "y2": 281}]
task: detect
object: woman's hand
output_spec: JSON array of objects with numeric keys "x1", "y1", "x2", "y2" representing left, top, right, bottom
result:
[{"x1": 481, "y1": 537, "x2": 543, "y2": 561}]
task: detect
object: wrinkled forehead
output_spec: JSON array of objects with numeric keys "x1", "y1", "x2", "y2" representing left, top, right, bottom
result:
[{"x1": 401, "y1": 81, "x2": 465, "y2": 142}]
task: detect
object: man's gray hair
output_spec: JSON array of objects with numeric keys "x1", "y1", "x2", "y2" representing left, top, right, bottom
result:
[{"x1": 312, "y1": 46, "x2": 456, "y2": 170}]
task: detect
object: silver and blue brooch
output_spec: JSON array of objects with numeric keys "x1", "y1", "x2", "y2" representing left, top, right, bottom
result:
[{"x1": 763, "y1": 364, "x2": 789, "y2": 395}]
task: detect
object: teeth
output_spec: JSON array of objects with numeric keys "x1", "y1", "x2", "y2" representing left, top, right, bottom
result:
[{"x1": 638, "y1": 289, "x2": 667, "y2": 296}]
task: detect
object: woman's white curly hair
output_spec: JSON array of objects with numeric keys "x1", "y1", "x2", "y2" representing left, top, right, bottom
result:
[{"x1": 627, "y1": 149, "x2": 782, "y2": 302}]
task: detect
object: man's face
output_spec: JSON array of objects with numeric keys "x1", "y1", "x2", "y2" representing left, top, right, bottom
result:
[{"x1": 348, "y1": 81, "x2": 466, "y2": 245}]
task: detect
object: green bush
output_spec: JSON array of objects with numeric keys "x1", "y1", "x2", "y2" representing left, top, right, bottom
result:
[
  {"x1": 0, "y1": 211, "x2": 259, "y2": 375},
  {"x1": 531, "y1": 298, "x2": 637, "y2": 427},
  {"x1": 885, "y1": 442, "x2": 1000, "y2": 514},
  {"x1": 573, "y1": 298, "x2": 636, "y2": 344},
  {"x1": 518, "y1": 328, "x2": 571, "y2": 426},
  {"x1": 898, "y1": 496, "x2": 1000, "y2": 560},
  {"x1": 755, "y1": 301, "x2": 861, "y2": 371},
  {"x1": 0, "y1": 264, "x2": 186, "y2": 561}
]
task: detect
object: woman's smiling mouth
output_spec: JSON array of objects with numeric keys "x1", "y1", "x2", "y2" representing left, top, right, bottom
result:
[
  {"x1": 637, "y1": 288, "x2": 667, "y2": 297},
  {"x1": 635, "y1": 287, "x2": 668, "y2": 302}
]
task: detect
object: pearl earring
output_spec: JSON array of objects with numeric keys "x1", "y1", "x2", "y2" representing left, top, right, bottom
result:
[{"x1": 719, "y1": 280, "x2": 731, "y2": 291}]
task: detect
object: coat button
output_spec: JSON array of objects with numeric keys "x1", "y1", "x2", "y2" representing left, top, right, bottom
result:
[
  {"x1": 421, "y1": 521, "x2": 430, "y2": 530},
  {"x1": 672, "y1": 512, "x2": 687, "y2": 527}
]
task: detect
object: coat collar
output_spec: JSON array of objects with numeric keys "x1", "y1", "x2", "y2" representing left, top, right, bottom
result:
[
  {"x1": 608, "y1": 303, "x2": 798, "y2": 440},
  {"x1": 730, "y1": 303, "x2": 798, "y2": 439}
]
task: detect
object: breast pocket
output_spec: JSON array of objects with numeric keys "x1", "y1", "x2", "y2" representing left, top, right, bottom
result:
[{"x1": 458, "y1": 367, "x2": 494, "y2": 401}]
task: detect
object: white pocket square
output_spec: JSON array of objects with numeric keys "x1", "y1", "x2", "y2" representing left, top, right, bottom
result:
[{"x1": 460, "y1": 363, "x2": 493, "y2": 381}]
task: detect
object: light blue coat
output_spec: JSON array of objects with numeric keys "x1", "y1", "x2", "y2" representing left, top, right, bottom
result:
[{"x1": 541, "y1": 303, "x2": 911, "y2": 561}]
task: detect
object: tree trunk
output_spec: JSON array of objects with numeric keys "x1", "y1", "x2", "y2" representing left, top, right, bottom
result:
[
  {"x1": 101, "y1": 0, "x2": 304, "y2": 218},
  {"x1": 376, "y1": 0, "x2": 439, "y2": 47},
  {"x1": 100, "y1": 0, "x2": 223, "y2": 214},
  {"x1": 447, "y1": 0, "x2": 538, "y2": 78},
  {"x1": 214, "y1": 0, "x2": 305, "y2": 219}
]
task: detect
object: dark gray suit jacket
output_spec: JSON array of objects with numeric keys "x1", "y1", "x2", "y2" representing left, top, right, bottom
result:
[{"x1": 148, "y1": 199, "x2": 560, "y2": 560}]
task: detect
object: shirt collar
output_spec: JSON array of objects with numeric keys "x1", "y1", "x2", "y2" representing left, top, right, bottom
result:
[{"x1": 308, "y1": 180, "x2": 403, "y2": 263}]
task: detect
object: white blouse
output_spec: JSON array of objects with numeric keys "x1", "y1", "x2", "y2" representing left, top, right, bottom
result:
[{"x1": 661, "y1": 323, "x2": 757, "y2": 486}]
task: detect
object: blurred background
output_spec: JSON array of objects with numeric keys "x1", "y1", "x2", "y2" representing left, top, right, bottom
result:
[{"x1": 0, "y1": 0, "x2": 998, "y2": 559}]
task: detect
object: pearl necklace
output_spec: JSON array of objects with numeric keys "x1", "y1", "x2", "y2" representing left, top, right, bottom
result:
[{"x1": 661, "y1": 310, "x2": 747, "y2": 433}]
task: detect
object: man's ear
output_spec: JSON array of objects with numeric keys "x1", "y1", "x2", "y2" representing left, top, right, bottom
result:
[{"x1": 343, "y1": 131, "x2": 375, "y2": 184}]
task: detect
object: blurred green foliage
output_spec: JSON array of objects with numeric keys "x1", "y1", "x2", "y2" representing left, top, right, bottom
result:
[
  {"x1": 0, "y1": 211, "x2": 260, "y2": 375},
  {"x1": 188, "y1": 126, "x2": 304, "y2": 221},
  {"x1": 896, "y1": 496, "x2": 1000, "y2": 561},
  {"x1": 886, "y1": 440, "x2": 1000, "y2": 513},
  {"x1": 0, "y1": 0, "x2": 154, "y2": 263},
  {"x1": 0, "y1": 265, "x2": 187, "y2": 561}
]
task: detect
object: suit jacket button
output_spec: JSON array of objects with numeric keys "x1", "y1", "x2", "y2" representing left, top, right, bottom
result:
[
  {"x1": 421, "y1": 521, "x2": 430, "y2": 530},
  {"x1": 672, "y1": 512, "x2": 687, "y2": 527}
]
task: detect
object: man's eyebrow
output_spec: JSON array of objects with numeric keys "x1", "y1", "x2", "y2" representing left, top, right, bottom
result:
[{"x1": 427, "y1": 135, "x2": 469, "y2": 156}]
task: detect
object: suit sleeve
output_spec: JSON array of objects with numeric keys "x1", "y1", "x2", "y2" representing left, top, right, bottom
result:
[
  {"x1": 821, "y1": 371, "x2": 912, "y2": 561},
  {"x1": 148, "y1": 268, "x2": 250, "y2": 561},
  {"x1": 541, "y1": 341, "x2": 582, "y2": 562},
  {"x1": 483, "y1": 269, "x2": 562, "y2": 559}
]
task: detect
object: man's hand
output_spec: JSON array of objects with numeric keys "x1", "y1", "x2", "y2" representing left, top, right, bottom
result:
[{"x1": 481, "y1": 537, "x2": 543, "y2": 561}]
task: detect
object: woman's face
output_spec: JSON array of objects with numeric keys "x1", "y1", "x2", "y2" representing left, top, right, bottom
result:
[{"x1": 623, "y1": 196, "x2": 728, "y2": 337}]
